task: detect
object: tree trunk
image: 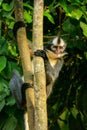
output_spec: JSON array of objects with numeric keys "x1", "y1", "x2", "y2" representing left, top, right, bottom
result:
[
  {"x1": 14, "y1": 0, "x2": 35, "y2": 130},
  {"x1": 33, "y1": 0, "x2": 48, "y2": 130}
]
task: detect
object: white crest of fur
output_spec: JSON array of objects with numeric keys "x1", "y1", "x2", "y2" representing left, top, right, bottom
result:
[{"x1": 52, "y1": 36, "x2": 65, "y2": 47}]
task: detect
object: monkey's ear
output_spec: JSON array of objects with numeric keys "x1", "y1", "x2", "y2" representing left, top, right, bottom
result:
[{"x1": 13, "y1": 21, "x2": 25, "y2": 38}]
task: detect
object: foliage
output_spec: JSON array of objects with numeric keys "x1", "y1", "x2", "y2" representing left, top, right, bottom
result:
[{"x1": 0, "y1": 0, "x2": 87, "y2": 129}]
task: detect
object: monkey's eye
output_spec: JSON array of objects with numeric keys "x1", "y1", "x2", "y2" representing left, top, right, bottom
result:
[
  {"x1": 51, "y1": 45, "x2": 59, "y2": 53},
  {"x1": 51, "y1": 46, "x2": 58, "y2": 50}
]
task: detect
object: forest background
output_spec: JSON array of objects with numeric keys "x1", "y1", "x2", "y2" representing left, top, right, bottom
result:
[{"x1": 0, "y1": 0, "x2": 87, "y2": 130}]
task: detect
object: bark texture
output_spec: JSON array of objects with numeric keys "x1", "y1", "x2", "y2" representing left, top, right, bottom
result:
[
  {"x1": 14, "y1": 0, "x2": 35, "y2": 130},
  {"x1": 33, "y1": 0, "x2": 48, "y2": 130}
]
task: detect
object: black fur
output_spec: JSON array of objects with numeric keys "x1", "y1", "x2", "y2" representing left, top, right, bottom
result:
[
  {"x1": 21, "y1": 83, "x2": 31, "y2": 107},
  {"x1": 13, "y1": 21, "x2": 25, "y2": 38}
]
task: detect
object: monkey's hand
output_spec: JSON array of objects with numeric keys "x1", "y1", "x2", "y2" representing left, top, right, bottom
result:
[{"x1": 34, "y1": 50, "x2": 46, "y2": 59}]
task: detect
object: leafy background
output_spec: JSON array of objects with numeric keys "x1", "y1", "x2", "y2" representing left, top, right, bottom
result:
[{"x1": 0, "y1": 0, "x2": 87, "y2": 130}]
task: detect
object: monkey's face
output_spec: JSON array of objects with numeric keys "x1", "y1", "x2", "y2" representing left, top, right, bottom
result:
[
  {"x1": 51, "y1": 36, "x2": 66, "y2": 54},
  {"x1": 46, "y1": 36, "x2": 67, "y2": 59}
]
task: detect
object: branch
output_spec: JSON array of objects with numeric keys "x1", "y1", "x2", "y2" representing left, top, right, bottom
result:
[{"x1": 14, "y1": 0, "x2": 35, "y2": 130}]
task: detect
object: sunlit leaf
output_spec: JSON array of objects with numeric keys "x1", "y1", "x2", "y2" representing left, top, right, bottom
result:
[
  {"x1": 8, "y1": 43, "x2": 18, "y2": 57},
  {"x1": 58, "y1": 109, "x2": 68, "y2": 129},
  {"x1": 0, "y1": 0, "x2": 3, "y2": 5},
  {"x1": 70, "y1": 9, "x2": 82, "y2": 20},
  {"x1": 44, "y1": 11, "x2": 55, "y2": 24},
  {"x1": 24, "y1": 10, "x2": 32, "y2": 23},
  {"x1": 80, "y1": 22, "x2": 87, "y2": 37}
]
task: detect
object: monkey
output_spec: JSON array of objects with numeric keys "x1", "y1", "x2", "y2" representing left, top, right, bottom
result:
[
  {"x1": 34, "y1": 36, "x2": 67, "y2": 97},
  {"x1": 10, "y1": 21, "x2": 67, "y2": 109}
]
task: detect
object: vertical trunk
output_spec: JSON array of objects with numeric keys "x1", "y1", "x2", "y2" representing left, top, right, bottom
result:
[
  {"x1": 14, "y1": 0, "x2": 35, "y2": 130},
  {"x1": 33, "y1": 0, "x2": 48, "y2": 130}
]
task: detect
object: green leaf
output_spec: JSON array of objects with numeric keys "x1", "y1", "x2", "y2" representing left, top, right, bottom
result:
[
  {"x1": 0, "y1": 100, "x2": 5, "y2": 111},
  {"x1": 0, "y1": 56, "x2": 7, "y2": 72},
  {"x1": 71, "y1": 107, "x2": 78, "y2": 118},
  {"x1": 67, "y1": 0, "x2": 82, "y2": 3},
  {"x1": 0, "y1": 0, "x2": 3, "y2": 5},
  {"x1": 24, "y1": 10, "x2": 32, "y2": 23},
  {"x1": 2, "y1": 1, "x2": 14, "y2": 12},
  {"x1": 84, "y1": 52, "x2": 87, "y2": 59},
  {"x1": 44, "y1": 11, "x2": 55, "y2": 24},
  {"x1": 80, "y1": 22, "x2": 87, "y2": 37},
  {"x1": 8, "y1": 43, "x2": 18, "y2": 57},
  {"x1": 49, "y1": 0, "x2": 57, "y2": 14},
  {"x1": 23, "y1": 3, "x2": 33, "y2": 10},
  {"x1": 5, "y1": 61, "x2": 21, "y2": 78},
  {"x1": 62, "y1": 19, "x2": 75, "y2": 33},
  {"x1": 58, "y1": 109, "x2": 68, "y2": 129},
  {"x1": 0, "y1": 79, "x2": 10, "y2": 101},
  {"x1": 6, "y1": 96, "x2": 15, "y2": 106},
  {"x1": 0, "y1": 38, "x2": 8, "y2": 55},
  {"x1": 0, "y1": 91, "x2": 7, "y2": 101},
  {"x1": 70, "y1": 9, "x2": 82, "y2": 20},
  {"x1": 59, "y1": 1, "x2": 69, "y2": 13},
  {"x1": 2, "y1": 116, "x2": 17, "y2": 130}
]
